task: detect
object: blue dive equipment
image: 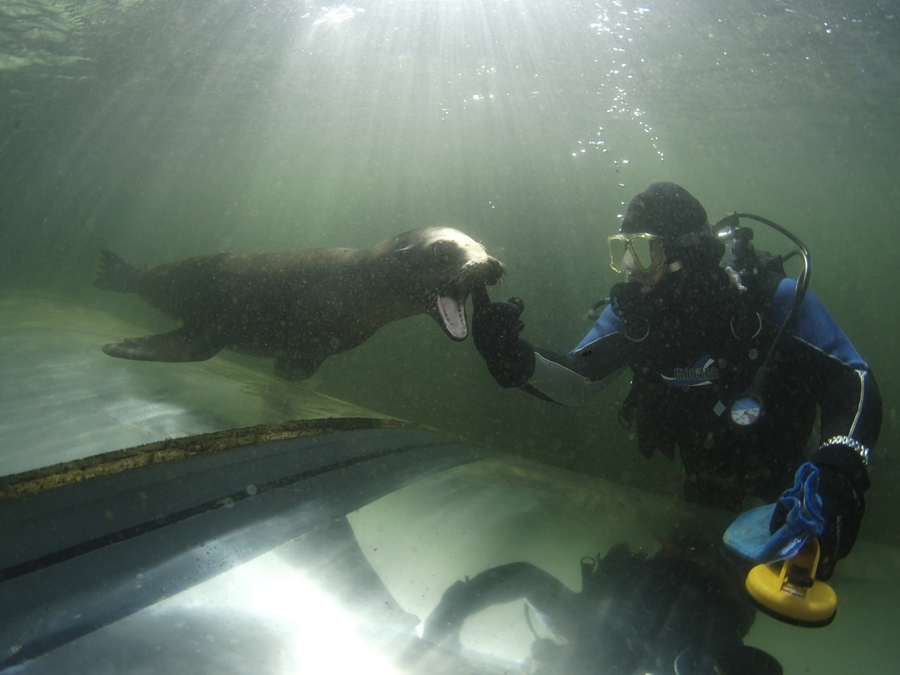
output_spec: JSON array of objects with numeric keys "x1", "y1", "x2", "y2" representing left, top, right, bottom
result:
[
  {"x1": 712, "y1": 213, "x2": 811, "y2": 429},
  {"x1": 724, "y1": 462, "x2": 837, "y2": 627}
]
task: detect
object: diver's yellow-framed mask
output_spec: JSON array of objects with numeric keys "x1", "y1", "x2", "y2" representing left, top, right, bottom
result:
[{"x1": 607, "y1": 233, "x2": 667, "y2": 275}]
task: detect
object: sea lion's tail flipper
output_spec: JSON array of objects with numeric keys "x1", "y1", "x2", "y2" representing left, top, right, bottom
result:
[
  {"x1": 94, "y1": 249, "x2": 138, "y2": 293},
  {"x1": 102, "y1": 327, "x2": 224, "y2": 363}
]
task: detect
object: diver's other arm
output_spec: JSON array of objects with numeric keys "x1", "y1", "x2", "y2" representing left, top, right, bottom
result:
[
  {"x1": 424, "y1": 562, "x2": 576, "y2": 647},
  {"x1": 770, "y1": 423, "x2": 873, "y2": 582},
  {"x1": 797, "y1": 366, "x2": 882, "y2": 580},
  {"x1": 771, "y1": 282, "x2": 883, "y2": 579},
  {"x1": 471, "y1": 288, "x2": 625, "y2": 405}
]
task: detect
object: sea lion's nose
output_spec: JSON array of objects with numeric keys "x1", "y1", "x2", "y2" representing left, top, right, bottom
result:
[{"x1": 487, "y1": 256, "x2": 504, "y2": 275}]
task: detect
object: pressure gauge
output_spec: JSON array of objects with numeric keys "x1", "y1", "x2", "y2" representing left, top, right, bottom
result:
[{"x1": 730, "y1": 395, "x2": 762, "y2": 428}]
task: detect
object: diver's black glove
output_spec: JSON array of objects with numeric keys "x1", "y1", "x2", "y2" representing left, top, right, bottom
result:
[
  {"x1": 609, "y1": 282, "x2": 654, "y2": 338},
  {"x1": 471, "y1": 286, "x2": 535, "y2": 388},
  {"x1": 812, "y1": 464, "x2": 865, "y2": 580},
  {"x1": 770, "y1": 448, "x2": 868, "y2": 581},
  {"x1": 609, "y1": 281, "x2": 643, "y2": 317}
]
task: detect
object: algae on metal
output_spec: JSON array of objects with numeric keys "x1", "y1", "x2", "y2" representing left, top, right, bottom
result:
[{"x1": 0, "y1": 416, "x2": 427, "y2": 503}]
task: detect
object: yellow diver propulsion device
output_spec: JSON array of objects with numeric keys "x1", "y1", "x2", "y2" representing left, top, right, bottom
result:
[{"x1": 744, "y1": 538, "x2": 836, "y2": 627}]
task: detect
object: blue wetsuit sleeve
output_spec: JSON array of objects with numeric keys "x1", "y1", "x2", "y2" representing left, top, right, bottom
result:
[
  {"x1": 772, "y1": 279, "x2": 882, "y2": 468},
  {"x1": 772, "y1": 279, "x2": 866, "y2": 368},
  {"x1": 571, "y1": 304, "x2": 626, "y2": 354},
  {"x1": 523, "y1": 305, "x2": 631, "y2": 406}
]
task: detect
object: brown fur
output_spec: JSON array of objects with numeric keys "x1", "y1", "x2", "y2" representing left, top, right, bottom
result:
[{"x1": 95, "y1": 227, "x2": 504, "y2": 380}]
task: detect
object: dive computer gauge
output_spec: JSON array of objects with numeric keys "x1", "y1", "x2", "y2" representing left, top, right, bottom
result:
[{"x1": 729, "y1": 394, "x2": 763, "y2": 427}]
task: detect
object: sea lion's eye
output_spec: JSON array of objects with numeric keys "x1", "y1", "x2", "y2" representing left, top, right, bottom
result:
[{"x1": 433, "y1": 241, "x2": 446, "y2": 259}]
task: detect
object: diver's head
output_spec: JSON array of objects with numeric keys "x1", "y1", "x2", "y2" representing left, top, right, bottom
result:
[{"x1": 608, "y1": 182, "x2": 725, "y2": 293}]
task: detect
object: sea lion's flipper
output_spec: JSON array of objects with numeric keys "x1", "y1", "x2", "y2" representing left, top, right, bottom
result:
[
  {"x1": 102, "y1": 327, "x2": 224, "y2": 363},
  {"x1": 94, "y1": 249, "x2": 138, "y2": 293},
  {"x1": 274, "y1": 353, "x2": 327, "y2": 381}
]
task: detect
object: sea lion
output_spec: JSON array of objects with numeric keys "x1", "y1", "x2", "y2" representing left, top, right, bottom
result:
[{"x1": 94, "y1": 227, "x2": 504, "y2": 380}]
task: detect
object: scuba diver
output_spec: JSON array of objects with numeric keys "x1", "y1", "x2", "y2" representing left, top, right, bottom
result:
[
  {"x1": 472, "y1": 182, "x2": 882, "y2": 581},
  {"x1": 424, "y1": 533, "x2": 783, "y2": 675}
]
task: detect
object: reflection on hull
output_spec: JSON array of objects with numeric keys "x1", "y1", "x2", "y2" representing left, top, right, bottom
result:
[
  {"x1": 2, "y1": 439, "x2": 899, "y2": 674},
  {"x1": 0, "y1": 420, "x2": 492, "y2": 672}
]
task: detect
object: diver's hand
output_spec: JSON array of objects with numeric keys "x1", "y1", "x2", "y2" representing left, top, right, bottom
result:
[
  {"x1": 471, "y1": 287, "x2": 535, "y2": 388},
  {"x1": 609, "y1": 282, "x2": 654, "y2": 338},
  {"x1": 609, "y1": 281, "x2": 643, "y2": 318},
  {"x1": 770, "y1": 463, "x2": 864, "y2": 581},
  {"x1": 811, "y1": 464, "x2": 865, "y2": 580}
]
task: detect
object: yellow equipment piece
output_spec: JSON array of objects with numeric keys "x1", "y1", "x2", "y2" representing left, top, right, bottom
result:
[{"x1": 745, "y1": 539, "x2": 837, "y2": 628}]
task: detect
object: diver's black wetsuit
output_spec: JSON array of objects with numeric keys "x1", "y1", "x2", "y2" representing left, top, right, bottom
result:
[
  {"x1": 424, "y1": 540, "x2": 782, "y2": 675},
  {"x1": 522, "y1": 264, "x2": 881, "y2": 512}
]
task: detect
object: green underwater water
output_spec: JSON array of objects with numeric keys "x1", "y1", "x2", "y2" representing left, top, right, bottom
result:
[
  {"x1": 2, "y1": 0, "x2": 898, "y2": 516},
  {"x1": 1, "y1": 0, "x2": 899, "y2": 625}
]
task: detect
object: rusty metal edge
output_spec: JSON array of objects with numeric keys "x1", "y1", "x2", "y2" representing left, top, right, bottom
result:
[{"x1": 0, "y1": 417, "x2": 431, "y2": 503}]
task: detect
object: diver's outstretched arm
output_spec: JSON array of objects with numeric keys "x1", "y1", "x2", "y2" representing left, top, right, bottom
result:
[{"x1": 423, "y1": 562, "x2": 576, "y2": 646}]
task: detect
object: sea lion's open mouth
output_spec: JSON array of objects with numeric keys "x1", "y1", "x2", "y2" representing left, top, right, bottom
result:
[
  {"x1": 437, "y1": 293, "x2": 469, "y2": 340},
  {"x1": 434, "y1": 256, "x2": 504, "y2": 341}
]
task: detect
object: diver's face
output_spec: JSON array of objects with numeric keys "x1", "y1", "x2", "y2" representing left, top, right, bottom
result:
[
  {"x1": 621, "y1": 248, "x2": 667, "y2": 294},
  {"x1": 610, "y1": 234, "x2": 670, "y2": 294}
]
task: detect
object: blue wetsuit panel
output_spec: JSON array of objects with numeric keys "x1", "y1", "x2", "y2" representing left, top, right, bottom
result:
[
  {"x1": 570, "y1": 305, "x2": 624, "y2": 356},
  {"x1": 771, "y1": 278, "x2": 867, "y2": 369}
]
